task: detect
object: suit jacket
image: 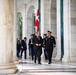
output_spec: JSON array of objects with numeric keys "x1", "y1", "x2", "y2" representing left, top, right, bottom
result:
[
  {"x1": 17, "y1": 42, "x2": 21, "y2": 50},
  {"x1": 33, "y1": 35, "x2": 43, "y2": 53},
  {"x1": 28, "y1": 38, "x2": 34, "y2": 48},
  {"x1": 21, "y1": 40, "x2": 27, "y2": 50}
]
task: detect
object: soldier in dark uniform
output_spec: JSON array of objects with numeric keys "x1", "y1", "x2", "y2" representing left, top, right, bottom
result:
[
  {"x1": 46, "y1": 31, "x2": 56, "y2": 64},
  {"x1": 33, "y1": 31, "x2": 43, "y2": 64}
]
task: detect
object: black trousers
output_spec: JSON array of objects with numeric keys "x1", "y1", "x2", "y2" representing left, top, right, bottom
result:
[
  {"x1": 30, "y1": 47, "x2": 34, "y2": 60},
  {"x1": 17, "y1": 49, "x2": 20, "y2": 58},
  {"x1": 47, "y1": 49, "x2": 53, "y2": 63},
  {"x1": 21, "y1": 49, "x2": 27, "y2": 59},
  {"x1": 44, "y1": 49, "x2": 48, "y2": 60},
  {"x1": 34, "y1": 49, "x2": 42, "y2": 63}
]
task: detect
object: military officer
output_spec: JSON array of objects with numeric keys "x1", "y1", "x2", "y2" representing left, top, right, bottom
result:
[{"x1": 45, "y1": 31, "x2": 56, "y2": 64}]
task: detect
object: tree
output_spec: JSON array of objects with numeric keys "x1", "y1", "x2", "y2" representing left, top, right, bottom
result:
[{"x1": 19, "y1": 15, "x2": 22, "y2": 40}]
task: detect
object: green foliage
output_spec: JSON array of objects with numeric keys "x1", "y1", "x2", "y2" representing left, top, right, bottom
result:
[{"x1": 19, "y1": 16, "x2": 22, "y2": 40}]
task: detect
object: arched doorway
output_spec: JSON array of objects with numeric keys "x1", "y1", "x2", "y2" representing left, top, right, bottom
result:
[
  {"x1": 27, "y1": 6, "x2": 35, "y2": 39},
  {"x1": 17, "y1": 12, "x2": 23, "y2": 40},
  {"x1": 51, "y1": 0, "x2": 57, "y2": 58}
]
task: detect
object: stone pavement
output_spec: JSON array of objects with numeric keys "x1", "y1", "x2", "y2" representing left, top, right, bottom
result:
[
  {"x1": 0, "y1": 59, "x2": 76, "y2": 75},
  {"x1": 17, "y1": 59, "x2": 76, "y2": 75}
]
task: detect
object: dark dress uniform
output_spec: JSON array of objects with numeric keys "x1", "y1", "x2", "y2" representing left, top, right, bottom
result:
[
  {"x1": 45, "y1": 36, "x2": 56, "y2": 64},
  {"x1": 33, "y1": 35, "x2": 43, "y2": 64}
]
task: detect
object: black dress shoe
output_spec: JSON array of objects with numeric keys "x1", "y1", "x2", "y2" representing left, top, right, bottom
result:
[
  {"x1": 48, "y1": 62, "x2": 52, "y2": 64},
  {"x1": 38, "y1": 62, "x2": 42, "y2": 64},
  {"x1": 34, "y1": 61, "x2": 36, "y2": 63},
  {"x1": 24, "y1": 58, "x2": 27, "y2": 59}
]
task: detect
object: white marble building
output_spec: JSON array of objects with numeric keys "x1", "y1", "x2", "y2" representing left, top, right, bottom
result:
[
  {"x1": 17, "y1": 0, "x2": 76, "y2": 62},
  {"x1": 0, "y1": 0, "x2": 76, "y2": 74}
]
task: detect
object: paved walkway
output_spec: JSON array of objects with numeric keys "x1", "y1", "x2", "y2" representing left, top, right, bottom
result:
[
  {"x1": 1, "y1": 58, "x2": 76, "y2": 75},
  {"x1": 16, "y1": 58, "x2": 76, "y2": 75}
]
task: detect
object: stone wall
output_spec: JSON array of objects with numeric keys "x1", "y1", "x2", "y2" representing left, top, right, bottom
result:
[
  {"x1": 17, "y1": 0, "x2": 38, "y2": 58},
  {"x1": 44, "y1": 0, "x2": 51, "y2": 33},
  {"x1": 27, "y1": 6, "x2": 35, "y2": 39},
  {"x1": 51, "y1": 0, "x2": 57, "y2": 58},
  {"x1": 25, "y1": 0, "x2": 38, "y2": 39},
  {"x1": 70, "y1": 0, "x2": 76, "y2": 61},
  {"x1": 41, "y1": 0, "x2": 57, "y2": 58},
  {"x1": 51, "y1": 0, "x2": 57, "y2": 38},
  {"x1": 17, "y1": 0, "x2": 38, "y2": 39}
]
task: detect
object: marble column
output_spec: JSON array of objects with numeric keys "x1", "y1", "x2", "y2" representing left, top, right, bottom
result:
[
  {"x1": 41, "y1": 0, "x2": 51, "y2": 35},
  {"x1": 0, "y1": 0, "x2": 17, "y2": 73},
  {"x1": 13, "y1": 0, "x2": 19, "y2": 63},
  {"x1": 41, "y1": 0, "x2": 51, "y2": 34},
  {"x1": 70, "y1": 0, "x2": 76, "y2": 62},
  {"x1": 22, "y1": 5, "x2": 27, "y2": 39},
  {"x1": 62, "y1": 0, "x2": 71, "y2": 62},
  {"x1": 55, "y1": 0, "x2": 61, "y2": 60},
  {"x1": 41, "y1": 0, "x2": 44, "y2": 36}
]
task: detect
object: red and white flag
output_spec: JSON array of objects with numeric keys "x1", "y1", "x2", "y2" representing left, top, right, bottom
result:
[{"x1": 35, "y1": 9, "x2": 40, "y2": 32}]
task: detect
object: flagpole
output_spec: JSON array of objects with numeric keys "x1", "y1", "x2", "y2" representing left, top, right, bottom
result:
[{"x1": 38, "y1": 0, "x2": 41, "y2": 32}]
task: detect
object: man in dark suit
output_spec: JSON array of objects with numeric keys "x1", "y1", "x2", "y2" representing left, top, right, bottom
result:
[
  {"x1": 33, "y1": 31, "x2": 43, "y2": 64},
  {"x1": 28, "y1": 34, "x2": 34, "y2": 60},
  {"x1": 21, "y1": 37, "x2": 27, "y2": 59},
  {"x1": 17, "y1": 40, "x2": 21, "y2": 58},
  {"x1": 46, "y1": 31, "x2": 56, "y2": 64}
]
